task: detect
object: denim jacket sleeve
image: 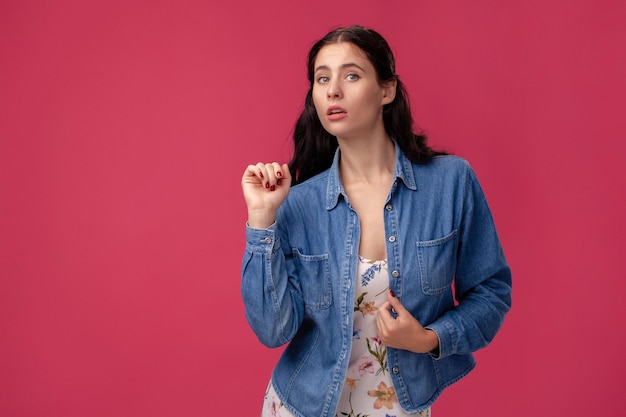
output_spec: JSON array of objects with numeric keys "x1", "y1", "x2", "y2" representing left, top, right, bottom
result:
[
  {"x1": 426, "y1": 165, "x2": 512, "y2": 359},
  {"x1": 241, "y1": 221, "x2": 304, "y2": 348}
]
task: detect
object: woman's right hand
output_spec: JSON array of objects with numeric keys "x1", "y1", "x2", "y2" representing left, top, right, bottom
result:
[{"x1": 241, "y1": 162, "x2": 292, "y2": 229}]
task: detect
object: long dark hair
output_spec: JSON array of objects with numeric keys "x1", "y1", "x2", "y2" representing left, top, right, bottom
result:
[{"x1": 288, "y1": 25, "x2": 446, "y2": 185}]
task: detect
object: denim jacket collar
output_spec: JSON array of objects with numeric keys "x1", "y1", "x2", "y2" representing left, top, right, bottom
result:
[{"x1": 326, "y1": 140, "x2": 417, "y2": 210}]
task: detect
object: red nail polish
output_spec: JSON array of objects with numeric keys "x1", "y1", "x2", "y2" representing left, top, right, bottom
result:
[
  {"x1": 259, "y1": 172, "x2": 264, "y2": 179},
  {"x1": 389, "y1": 289, "x2": 395, "y2": 297},
  {"x1": 270, "y1": 185, "x2": 276, "y2": 191},
  {"x1": 277, "y1": 179, "x2": 282, "y2": 185},
  {"x1": 265, "y1": 182, "x2": 269, "y2": 189},
  {"x1": 277, "y1": 171, "x2": 282, "y2": 177}
]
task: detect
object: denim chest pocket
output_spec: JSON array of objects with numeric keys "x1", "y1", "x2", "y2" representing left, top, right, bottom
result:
[
  {"x1": 416, "y1": 230, "x2": 458, "y2": 295},
  {"x1": 292, "y1": 249, "x2": 332, "y2": 310}
]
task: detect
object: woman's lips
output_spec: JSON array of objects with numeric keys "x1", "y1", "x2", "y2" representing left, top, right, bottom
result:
[{"x1": 327, "y1": 106, "x2": 347, "y2": 121}]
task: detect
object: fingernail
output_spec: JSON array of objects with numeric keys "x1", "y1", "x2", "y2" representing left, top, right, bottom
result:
[
  {"x1": 277, "y1": 179, "x2": 282, "y2": 185},
  {"x1": 259, "y1": 172, "x2": 264, "y2": 179},
  {"x1": 277, "y1": 171, "x2": 282, "y2": 177},
  {"x1": 389, "y1": 289, "x2": 395, "y2": 297},
  {"x1": 265, "y1": 182, "x2": 269, "y2": 189},
  {"x1": 270, "y1": 185, "x2": 276, "y2": 191}
]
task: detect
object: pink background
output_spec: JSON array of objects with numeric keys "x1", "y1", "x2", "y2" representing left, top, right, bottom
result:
[{"x1": 1, "y1": 1, "x2": 625, "y2": 416}]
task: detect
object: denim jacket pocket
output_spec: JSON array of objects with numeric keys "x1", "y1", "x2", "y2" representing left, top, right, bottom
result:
[
  {"x1": 416, "y1": 230, "x2": 458, "y2": 295},
  {"x1": 292, "y1": 249, "x2": 332, "y2": 310}
]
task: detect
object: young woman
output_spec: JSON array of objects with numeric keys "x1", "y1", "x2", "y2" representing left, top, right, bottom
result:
[{"x1": 241, "y1": 25, "x2": 512, "y2": 417}]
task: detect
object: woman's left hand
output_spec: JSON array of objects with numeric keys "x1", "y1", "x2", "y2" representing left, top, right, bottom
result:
[{"x1": 376, "y1": 290, "x2": 440, "y2": 354}]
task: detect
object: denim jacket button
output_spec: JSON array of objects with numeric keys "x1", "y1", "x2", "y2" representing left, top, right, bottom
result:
[
  {"x1": 392, "y1": 366, "x2": 400, "y2": 374},
  {"x1": 392, "y1": 270, "x2": 399, "y2": 277},
  {"x1": 263, "y1": 237, "x2": 272, "y2": 244},
  {"x1": 388, "y1": 236, "x2": 396, "y2": 243},
  {"x1": 385, "y1": 204, "x2": 392, "y2": 211}
]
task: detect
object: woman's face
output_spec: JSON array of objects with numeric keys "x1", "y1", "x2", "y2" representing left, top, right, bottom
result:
[{"x1": 312, "y1": 42, "x2": 395, "y2": 141}]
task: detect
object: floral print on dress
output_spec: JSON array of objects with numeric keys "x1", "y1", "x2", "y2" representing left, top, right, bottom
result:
[
  {"x1": 366, "y1": 336, "x2": 387, "y2": 376},
  {"x1": 262, "y1": 382, "x2": 288, "y2": 417},
  {"x1": 361, "y1": 261, "x2": 382, "y2": 287},
  {"x1": 335, "y1": 257, "x2": 432, "y2": 417},
  {"x1": 355, "y1": 292, "x2": 377, "y2": 317},
  {"x1": 356, "y1": 355, "x2": 376, "y2": 377},
  {"x1": 367, "y1": 381, "x2": 397, "y2": 409}
]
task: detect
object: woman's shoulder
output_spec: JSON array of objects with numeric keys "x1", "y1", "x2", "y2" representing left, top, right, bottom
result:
[
  {"x1": 431, "y1": 154, "x2": 470, "y2": 167},
  {"x1": 414, "y1": 154, "x2": 472, "y2": 177},
  {"x1": 405, "y1": 154, "x2": 483, "y2": 194},
  {"x1": 281, "y1": 169, "x2": 331, "y2": 209},
  {"x1": 289, "y1": 169, "x2": 331, "y2": 193},
  {"x1": 278, "y1": 170, "x2": 330, "y2": 220}
]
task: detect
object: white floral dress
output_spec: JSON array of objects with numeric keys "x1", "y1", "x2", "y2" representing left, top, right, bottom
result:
[{"x1": 261, "y1": 257, "x2": 431, "y2": 417}]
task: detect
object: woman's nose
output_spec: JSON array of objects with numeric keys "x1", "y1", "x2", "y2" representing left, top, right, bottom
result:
[{"x1": 327, "y1": 80, "x2": 342, "y2": 99}]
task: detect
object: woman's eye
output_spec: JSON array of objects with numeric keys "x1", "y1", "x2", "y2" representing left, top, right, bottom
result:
[
  {"x1": 346, "y1": 73, "x2": 360, "y2": 81},
  {"x1": 317, "y1": 76, "x2": 329, "y2": 83}
]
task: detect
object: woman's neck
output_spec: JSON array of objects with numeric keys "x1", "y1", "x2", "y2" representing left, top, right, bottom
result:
[{"x1": 337, "y1": 135, "x2": 395, "y2": 185}]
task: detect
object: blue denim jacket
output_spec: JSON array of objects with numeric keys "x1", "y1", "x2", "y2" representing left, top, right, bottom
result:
[{"x1": 242, "y1": 143, "x2": 512, "y2": 417}]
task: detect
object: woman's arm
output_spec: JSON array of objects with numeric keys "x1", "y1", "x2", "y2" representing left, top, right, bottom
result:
[
  {"x1": 241, "y1": 163, "x2": 303, "y2": 347},
  {"x1": 241, "y1": 222, "x2": 304, "y2": 348},
  {"x1": 425, "y1": 165, "x2": 512, "y2": 359}
]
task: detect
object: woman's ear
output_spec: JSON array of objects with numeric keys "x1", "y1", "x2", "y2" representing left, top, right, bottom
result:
[{"x1": 382, "y1": 79, "x2": 397, "y2": 105}]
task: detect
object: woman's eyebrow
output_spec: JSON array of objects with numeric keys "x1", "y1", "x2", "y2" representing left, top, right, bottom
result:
[{"x1": 314, "y1": 63, "x2": 367, "y2": 73}]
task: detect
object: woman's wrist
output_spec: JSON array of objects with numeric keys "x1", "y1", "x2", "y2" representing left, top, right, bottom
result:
[
  {"x1": 414, "y1": 329, "x2": 439, "y2": 354},
  {"x1": 247, "y1": 209, "x2": 276, "y2": 229},
  {"x1": 425, "y1": 329, "x2": 440, "y2": 356}
]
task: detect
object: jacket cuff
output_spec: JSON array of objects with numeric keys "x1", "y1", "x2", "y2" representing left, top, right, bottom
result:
[
  {"x1": 245, "y1": 222, "x2": 278, "y2": 253},
  {"x1": 425, "y1": 319, "x2": 455, "y2": 359}
]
